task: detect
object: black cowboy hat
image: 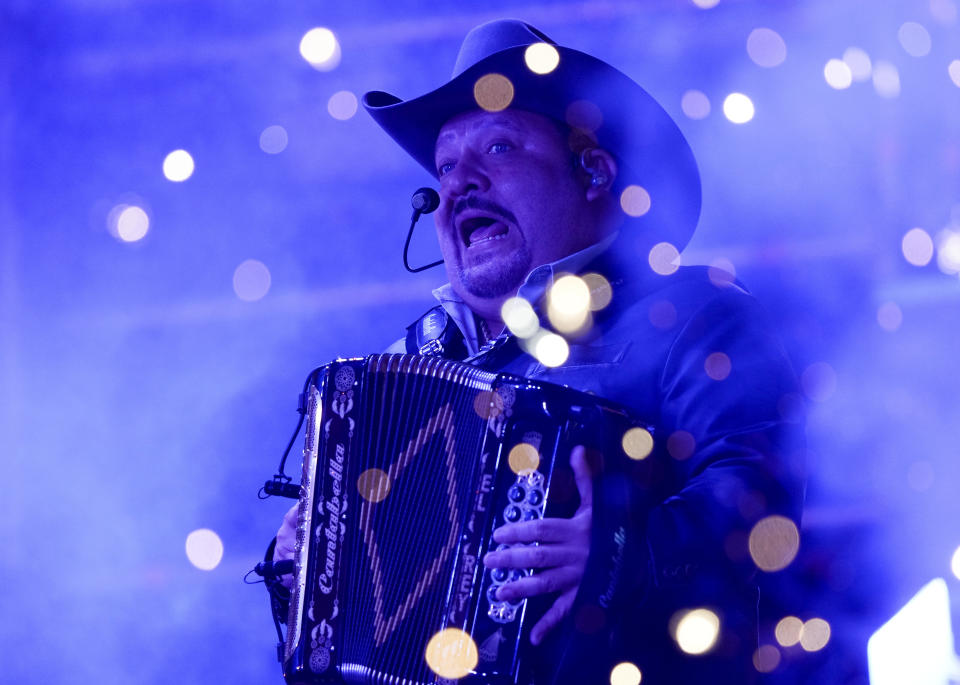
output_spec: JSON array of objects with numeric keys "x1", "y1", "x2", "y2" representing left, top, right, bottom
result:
[{"x1": 363, "y1": 19, "x2": 701, "y2": 252}]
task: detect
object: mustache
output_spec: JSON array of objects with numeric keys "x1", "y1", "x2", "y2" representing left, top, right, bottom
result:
[{"x1": 452, "y1": 195, "x2": 517, "y2": 226}]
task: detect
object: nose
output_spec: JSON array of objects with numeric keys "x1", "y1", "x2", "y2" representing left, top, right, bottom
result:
[{"x1": 440, "y1": 149, "x2": 490, "y2": 203}]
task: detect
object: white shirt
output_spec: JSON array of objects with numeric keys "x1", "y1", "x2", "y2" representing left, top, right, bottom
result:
[{"x1": 386, "y1": 232, "x2": 618, "y2": 356}]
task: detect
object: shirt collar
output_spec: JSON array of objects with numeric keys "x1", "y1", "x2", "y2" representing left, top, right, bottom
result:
[{"x1": 430, "y1": 233, "x2": 618, "y2": 355}]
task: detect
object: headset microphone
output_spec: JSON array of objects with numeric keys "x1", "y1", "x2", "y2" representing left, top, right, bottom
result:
[
  {"x1": 411, "y1": 187, "x2": 440, "y2": 215},
  {"x1": 404, "y1": 188, "x2": 443, "y2": 273}
]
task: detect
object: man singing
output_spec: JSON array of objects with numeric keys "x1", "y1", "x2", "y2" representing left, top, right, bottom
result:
[{"x1": 271, "y1": 18, "x2": 803, "y2": 684}]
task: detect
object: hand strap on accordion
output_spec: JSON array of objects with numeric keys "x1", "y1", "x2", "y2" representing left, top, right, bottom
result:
[{"x1": 404, "y1": 305, "x2": 469, "y2": 359}]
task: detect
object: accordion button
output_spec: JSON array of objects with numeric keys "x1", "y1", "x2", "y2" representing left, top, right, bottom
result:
[
  {"x1": 492, "y1": 567, "x2": 508, "y2": 583},
  {"x1": 522, "y1": 509, "x2": 539, "y2": 521},
  {"x1": 504, "y1": 505, "x2": 521, "y2": 523},
  {"x1": 526, "y1": 489, "x2": 543, "y2": 506},
  {"x1": 508, "y1": 485, "x2": 525, "y2": 502},
  {"x1": 487, "y1": 585, "x2": 501, "y2": 602}
]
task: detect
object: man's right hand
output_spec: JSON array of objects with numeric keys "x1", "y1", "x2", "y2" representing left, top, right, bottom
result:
[{"x1": 273, "y1": 503, "x2": 299, "y2": 590}]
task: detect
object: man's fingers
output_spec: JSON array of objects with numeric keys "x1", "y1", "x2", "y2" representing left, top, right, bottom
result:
[
  {"x1": 493, "y1": 516, "x2": 589, "y2": 545},
  {"x1": 570, "y1": 445, "x2": 592, "y2": 510},
  {"x1": 494, "y1": 566, "x2": 581, "y2": 602},
  {"x1": 484, "y1": 544, "x2": 586, "y2": 570},
  {"x1": 529, "y1": 588, "x2": 577, "y2": 646},
  {"x1": 274, "y1": 503, "x2": 299, "y2": 562}
]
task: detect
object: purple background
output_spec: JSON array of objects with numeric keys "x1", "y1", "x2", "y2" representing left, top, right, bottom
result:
[{"x1": 2, "y1": 1, "x2": 958, "y2": 683}]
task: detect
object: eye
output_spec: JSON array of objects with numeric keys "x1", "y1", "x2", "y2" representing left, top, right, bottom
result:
[
  {"x1": 437, "y1": 160, "x2": 455, "y2": 177},
  {"x1": 487, "y1": 141, "x2": 512, "y2": 154}
]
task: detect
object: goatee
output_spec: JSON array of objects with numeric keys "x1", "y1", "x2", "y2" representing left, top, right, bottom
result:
[{"x1": 458, "y1": 244, "x2": 532, "y2": 299}]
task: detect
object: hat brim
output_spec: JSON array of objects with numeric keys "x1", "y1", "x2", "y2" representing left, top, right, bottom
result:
[{"x1": 363, "y1": 45, "x2": 700, "y2": 252}]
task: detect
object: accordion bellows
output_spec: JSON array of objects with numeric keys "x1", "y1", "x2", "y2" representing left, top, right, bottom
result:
[{"x1": 284, "y1": 354, "x2": 652, "y2": 684}]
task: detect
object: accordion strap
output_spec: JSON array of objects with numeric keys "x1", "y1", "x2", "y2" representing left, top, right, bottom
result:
[{"x1": 404, "y1": 305, "x2": 469, "y2": 359}]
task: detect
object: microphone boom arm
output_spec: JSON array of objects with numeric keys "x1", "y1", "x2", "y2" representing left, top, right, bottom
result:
[{"x1": 404, "y1": 187, "x2": 444, "y2": 273}]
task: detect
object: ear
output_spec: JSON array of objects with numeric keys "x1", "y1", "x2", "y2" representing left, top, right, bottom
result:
[{"x1": 579, "y1": 147, "x2": 618, "y2": 202}]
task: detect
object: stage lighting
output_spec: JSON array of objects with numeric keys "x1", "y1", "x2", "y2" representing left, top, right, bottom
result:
[{"x1": 868, "y1": 578, "x2": 959, "y2": 685}]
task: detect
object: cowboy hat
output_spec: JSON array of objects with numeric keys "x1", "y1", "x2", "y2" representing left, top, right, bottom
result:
[{"x1": 363, "y1": 19, "x2": 701, "y2": 251}]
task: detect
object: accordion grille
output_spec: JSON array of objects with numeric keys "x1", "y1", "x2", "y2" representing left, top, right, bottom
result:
[
  {"x1": 283, "y1": 354, "x2": 498, "y2": 683},
  {"x1": 343, "y1": 355, "x2": 493, "y2": 680}
]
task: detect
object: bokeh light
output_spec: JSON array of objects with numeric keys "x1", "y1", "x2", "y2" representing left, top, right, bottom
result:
[
  {"x1": 357, "y1": 468, "x2": 391, "y2": 503},
  {"x1": 233, "y1": 259, "x2": 272, "y2": 302},
  {"x1": 872, "y1": 61, "x2": 901, "y2": 98},
  {"x1": 876, "y1": 302, "x2": 903, "y2": 332},
  {"x1": 648, "y1": 299, "x2": 677, "y2": 329},
  {"x1": 582, "y1": 272, "x2": 613, "y2": 310},
  {"x1": 501, "y1": 296, "x2": 539, "y2": 338},
  {"x1": 299, "y1": 27, "x2": 341, "y2": 70},
  {"x1": 951, "y1": 546, "x2": 960, "y2": 580},
  {"x1": 723, "y1": 92, "x2": 755, "y2": 123},
  {"x1": 950, "y1": 60, "x2": 960, "y2": 88},
  {"x1": 680, "y1": 90, "x2": 711, "y2": 120},
  {"x1": 936, "y1": 230, "x2": 960, "y2": 274},
  {"x1": 622, "y1": 427, "x2": 654, "y2": 460},
  {"x1": 667, "y1": 430, "x2": 696, "y2": 461},
  {"x1": 259, "y1": 125, "x2": 288, "y2": 154},
  {"x1": 691, "y1": 0, "x2": 720, "y2": 8},
  {"x1": 708, "y1": 257, "x2": 736, "y2": 287},
  {"x1": 800, "y1": 618, "x2": 831, "y2": 652},
  {"x1": 531, "y1": 331, "x2": 570, "y2": 367},
  {"x1": 620, "y1": 185, "x2": 652, "y2": 217},
  {"x1": 327, "y1": 90, "x2": 358, "y2": 120},
  {"x1": 185, "y1": 528, "x2": 224, "y2": 571},
  {"x1": 824, "y1": 59, "x2": 853, "y2": 89},
  {"x1": 753, "y1": 645, "x2": 781, "y2": 673},
  {"x1": 749, "y1": 515, "x2": 800, "y2": 572},
  {"x1": 898, "y1": 21, "x2": 932, "y2": 57},
  {"x1": 673, "y1": 608, "x2": 721, "y2": 655},
  {"x1": 649, "y1": 242, "x2": 680, "y2": 275},
  {"x1": 931, "y1": 0, "x2": 958, "y2": 24},
  {"x1": 162, "y1": 149, "x2": 194, "y2": 182},
  {"x1": 746, "y1": 28, "x2": 787, "y2": 67},
  {"x1": 474, "y1": 73, "x2": 514, "y2": 112},
  {"x1": 112, "y1": 205, "x2": 149, "y2": 242},
  {"x1": 609, "y1": 661, "x2": 642, "y2": 685},
  {"x1": 524, "y1": 42, "x2": 560, "y2": 74},
  {"x1": 508, "y1": 442, "x2": 540, "y2": 475},
  {"x1": 776, "y1": 616, "x2": 804, "y2": 647},
  {"x1": 424, "y1": 628, "x2": 478, "y2": 679},
  {"x1": 902, "y1": 227, "x2": 934, "y2": 266},
  {"x1": 472, "y1": 390, "x2": 503, "y2": 420},
  {"x1": 801, "y1": 361, "x2": 837, "y2": 403},
  {"x1": 843, "y1": 47, "x2": 873, "y2": 81},
  {"x1": 548, "y1": 274, "x2": 592, "y2": 333},
  {"x1": 14, "y1": 5, "x2": 960, "y2": 684},
  {"x1": 704, "y1": 352, "x2": 731, "y2": 381}
]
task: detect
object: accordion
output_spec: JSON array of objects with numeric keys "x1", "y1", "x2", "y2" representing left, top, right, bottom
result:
[{"x1": 283, "y1": 353, "x2": 658, "y2": 684}]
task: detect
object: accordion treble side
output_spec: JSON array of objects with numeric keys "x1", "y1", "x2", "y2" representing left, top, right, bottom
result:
[{"x1": 282, "y1": 353, "x2": 656, "y2": 685}]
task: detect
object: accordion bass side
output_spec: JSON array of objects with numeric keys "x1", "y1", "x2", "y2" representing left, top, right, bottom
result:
[{"x1": 283, "y1": 353, "x2": 657, "y2": 685}]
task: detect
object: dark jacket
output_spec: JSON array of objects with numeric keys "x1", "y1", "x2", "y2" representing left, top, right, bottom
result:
[{"x1": 412, "y1": 242, "x2": 805, "y2": 684}]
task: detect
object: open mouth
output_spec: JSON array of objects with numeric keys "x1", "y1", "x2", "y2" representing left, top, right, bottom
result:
[{"x1": 458, "y1": 214, "x2": 509, "y2": 247}]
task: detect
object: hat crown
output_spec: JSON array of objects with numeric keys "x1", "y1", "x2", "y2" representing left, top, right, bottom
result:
[{"x1": 452, "y1": 19, "x2": 556, "y2": 77}]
